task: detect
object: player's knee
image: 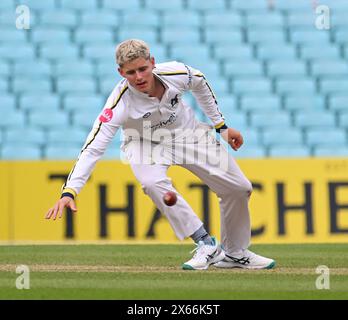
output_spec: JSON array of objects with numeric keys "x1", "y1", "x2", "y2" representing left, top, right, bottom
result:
[{"x1": 241, "y1": 179, "x2": 253, "y2": 197}]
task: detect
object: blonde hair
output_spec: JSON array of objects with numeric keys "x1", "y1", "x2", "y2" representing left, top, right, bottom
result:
[{"x1": 116, "y1": 39, "x2": 151, "y2": 67}]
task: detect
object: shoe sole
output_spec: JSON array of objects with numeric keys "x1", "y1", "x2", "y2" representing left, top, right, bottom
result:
[
  {"x1": 214, "y1": 260, "x2": 276, "y2": 270},
  {"x1": 182, "y1": 250, "x2": 225, "y2": 271}
]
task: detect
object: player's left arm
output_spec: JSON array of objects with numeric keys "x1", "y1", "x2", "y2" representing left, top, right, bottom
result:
[{"x1": 185, "y1": 65, "x2": 243, "y2": 150}]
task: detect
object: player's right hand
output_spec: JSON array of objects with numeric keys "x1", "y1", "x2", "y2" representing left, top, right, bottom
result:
[{"x1": 45, "y1": 196, "x2": 77, "y2": 220}]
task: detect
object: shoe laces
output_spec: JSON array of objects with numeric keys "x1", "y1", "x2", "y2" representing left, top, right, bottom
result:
[{"x1": 190, "y1": 241, "x2": 212, "y2": 258}]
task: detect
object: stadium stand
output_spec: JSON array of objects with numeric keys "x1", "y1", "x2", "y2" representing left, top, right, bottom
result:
[{"x1": 0, "y1": 0, "x2": 347, "y2": 159}]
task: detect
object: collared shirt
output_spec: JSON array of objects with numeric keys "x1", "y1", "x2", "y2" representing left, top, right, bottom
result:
[{"x1": 62, "y1": 61, "x2": 226, "y2": 195}]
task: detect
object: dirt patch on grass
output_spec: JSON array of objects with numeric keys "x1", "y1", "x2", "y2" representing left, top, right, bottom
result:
[{"x1": 1, "y1": 264, "x2": 348, "y2": 275}]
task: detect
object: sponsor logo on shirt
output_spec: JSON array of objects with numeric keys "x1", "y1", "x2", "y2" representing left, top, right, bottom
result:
[
  {"x1": 170, "y1": 94, "x2": 179, "y2": 108},
  {"x1": 143, "y1": 112, "x2": 151, "y2": 118},
  {"x1": 143, "y1": 113, "x2": 177, "y2": 131},
  {"x1": 99, "y1": 108, "x2": 113, "y2": 123}
]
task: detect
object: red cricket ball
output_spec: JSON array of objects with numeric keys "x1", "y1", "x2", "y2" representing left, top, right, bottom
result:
[{"x1": 163, "y1": 191, "x2": 177, "y2": 206}]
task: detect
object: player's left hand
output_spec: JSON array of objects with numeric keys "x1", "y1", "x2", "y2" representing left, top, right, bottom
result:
[{"x1": 220, "y1": 127, "x2": 243, "y2": 151}]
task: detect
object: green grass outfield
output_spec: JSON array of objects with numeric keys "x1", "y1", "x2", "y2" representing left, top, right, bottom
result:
[{"x1": 0, "y1": 243, "x2": 347, "y2": 300}]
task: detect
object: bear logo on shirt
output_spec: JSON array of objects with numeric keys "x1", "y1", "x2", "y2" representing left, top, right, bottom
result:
[{"x1": 170, "y1": 94, "x2": 179, "y2": 108}]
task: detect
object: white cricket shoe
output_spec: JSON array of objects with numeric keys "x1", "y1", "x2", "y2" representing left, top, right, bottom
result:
[
  {"x1": 182, "y1": 237, "x2": 225, "y2": 270},
  {"x1": 213, "y1": 249, "x2": 276, "y2": 269}
]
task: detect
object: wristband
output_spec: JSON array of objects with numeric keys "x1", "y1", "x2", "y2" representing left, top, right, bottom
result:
[{"x1": 61, "y1": 192, "x2": 75, "y2": 200}]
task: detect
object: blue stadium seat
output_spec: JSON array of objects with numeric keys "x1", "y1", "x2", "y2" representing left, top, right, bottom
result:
[
  {"x1": 0, "y1": 110, "x2": 26, "y2": 128},
  {"x1": 81, "y1": 11, "x2": 120, "y2": 27},
  {"x1": 44, "y1": 145, "x2": 81, "y2": 159},
  {"x1": 74, "y1": 28, "x2": 114, "y2": 44},
  {"x1": 144, "y1": 0, "x2": 184, "y2": 11},
  {"x1": 225, "y1": 60, "x2": 263, "y2": 77},
  {"x1": 269, "y1": 146, "x2": 310, "y2": 158},
  {"x1": 0, "y1": 79, "x2": 8, "y2": 93},
  {"x1": 250, "y1": 111, "x2": 291, "y2": 129},
  {"x1": 0, "y1": 28, "x2": 28, "y2": 43},
  {"x1": 170, "y1": 44, "x2": 211, "y2": 61},
  {"x1": 118, "y1": 27, "x2": 158, "y2": 44},
  {"x1": 202, "y1": 77, "x2": 229, "y2": 96},
  {"x1": 82, "y1": 44, "x2": 115, "y2": 62},
  {"x1": 256, "y1": 44, "x2": 297, "y2": 60},
  {"x1": 284, "y1": 95, "x2": 326, "y2": 111},
  {"x1": 163, "y1": 11, "x2": 201, "y2": 27},
  {"x1": 335, "y1": 30, "x2": 348, "y2": 44},
  {"x1": 232, "y1": 0, "x2": 271, "y2": 11},
  {"x1": 40, "y1": 10, "x2": 78, "y2": 28},
  {"x1": 247, "y1": 29, "x2": 286, "y2": 44},
  {"x1": 0, "y1": 0, "x2": 15, "y2": 9},
  {"x1": 31, "y1": 29, "x2": 71, "y2": 44},
  {"x1": 233, "y1": 78, "x2": 272, "y2": 94},
  {"x1": 55, "y1": 60, "x2": 95, "y2": 77},
  {"x1": 5, "y1": 127, "x2": 45, "y2": 145},
  {"x1": 99, "y1": 76, "x2": 125, "y2": 95},
  {"x1": 295, "y1": 111, "x2": 336, "y2": 129},
  {"x1": 150, "y1": 45, "x2": 169, "y2": 63},
  {"x1": 214, "y1": 45, "x2": 253, "y2": 61},
  {"x1": 240, "y1": 95, "x2": 281, "y2": 112},
  {"x1": 205, "y1": 28, "x2": 243, "y2": 44},
  {"x1": 262, "y1": 128, "x2": 303, "y2": 146},
  {"x1": 19, "y1": 94, "x2": 60, "y2": 111},
  {"x1": 274, "y1": 1, "x2": 314, "y2": 11},
  {"x1": 187, "y1": 0, "x2": 226, "y2": 10},
  {"x1": 47, "y1": 127, "x2": 87, "y2": 145},
  {"x1": 329, "y1": 94, "x2": 348, "y2": 112},
  {"x1": 0, "y1": 9, "x2": 38, "y2": 26},
  {"x1": 339, "y1": 112, "x2": 348, "y2": 127},
  {"x1": 40, "y1": 44, "x2": 79, "y2": 60},
  {"x1": 331, "y1": 13, "x2": 348, "y2": 28},
  {"x1": 60, "y1": 0, "x2": 98, "y2": 10},
  {"x1": 287, "y1": 13, "x2": 318, "y2": 29},
  {"x1": 267, "y1": 60, "x2": 307, "y2": 78},
  {"x1": 0, "y1": 95, "x2": 16, "y2": 110},
  {"x1": 245, "y1": 12, "x2": 284, "y2": 27},
  {"x1": 0, "y1": 61, "x2": 10, "y2": 76},
  {"x1": 63, "y1": 94, "x2": 104, "y2": 112},
  {"x1": 276, "y1": 78, "x2": 316, "y2": 94},
  {"x1": 232, "y1": 146, "x2": 266, "y2": 159},
  {"x1": 300, "y1": 45, "x2": 340, "y2": 60},
  {"x1": 102, "y1": 0, "x2": 142, "y2": 10},
  {"x1": 314, "y1": 146, "x2": 348, "y2": 157},
  {"x1": 13, "y1": 60, "x2": 52, "y2": 77},
  {"x1": 161, "y1": 28, "x2": 201, "y2": 44},
  {"x1": 29, "y1": 110, "x2": 69, "y2": 129},
  {"x1": 204, "y1": 12, "x2": 243, "y2": 28},
  {"x1": 216, "y1": 111, "x2": 247, "y2": 128},
  {"x1": 122, "y1": 11, "x2": 160, "y2": 28},
  {"x1": 306, "y1": 128, "x2": 346, "y2": 147},
  {"x1": 72, "y1": 111, "x2": 100, "y2": 129},
  {"x1": 0, "y1": 45, "x2": 35, "y2": 60},
  {"x1": 311, "y1": 60, "x2": 348, "y2": 77},
  {"x1": 56, "y1": 77, "x2": 96, "y2": 94},
  {"x1": 21, "y1": 0, "x2": 57, "y2": 10},
  {"x1": 95, "y1": 62, "x2": 121, "y2": 78},
  {"x1": 290, "y1": 30, "x2": 331, "y2": 45},
  {"x1": 241, "y1": 128, "x2": 260, "y2": 145},
  {"x1": 319, "y1": 78, "x2": 348, "y2": 94},
  {"x1": 216, "y1": 95, "x2": 238, "y2": 111},
  {"x1": 1, "y1": 144, "x2": 42, "y2": 160},
  {"x1": 12, "y1": 77, "x2": 52, "y2": 93}
]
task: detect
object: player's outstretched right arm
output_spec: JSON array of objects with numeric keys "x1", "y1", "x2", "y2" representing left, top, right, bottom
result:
[{"x1": 45, "y1": 196, "x2": 77, "y2": 220}]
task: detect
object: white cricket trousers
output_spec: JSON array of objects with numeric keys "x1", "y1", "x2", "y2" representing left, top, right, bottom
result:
[{"x1": 124, "y1": 131, "x2": 253, "y2": 254}]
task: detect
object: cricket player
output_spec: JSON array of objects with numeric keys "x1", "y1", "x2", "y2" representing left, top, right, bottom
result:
[{"x1": 45, "y1": 39, "x2": 275, "y2": 270}]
